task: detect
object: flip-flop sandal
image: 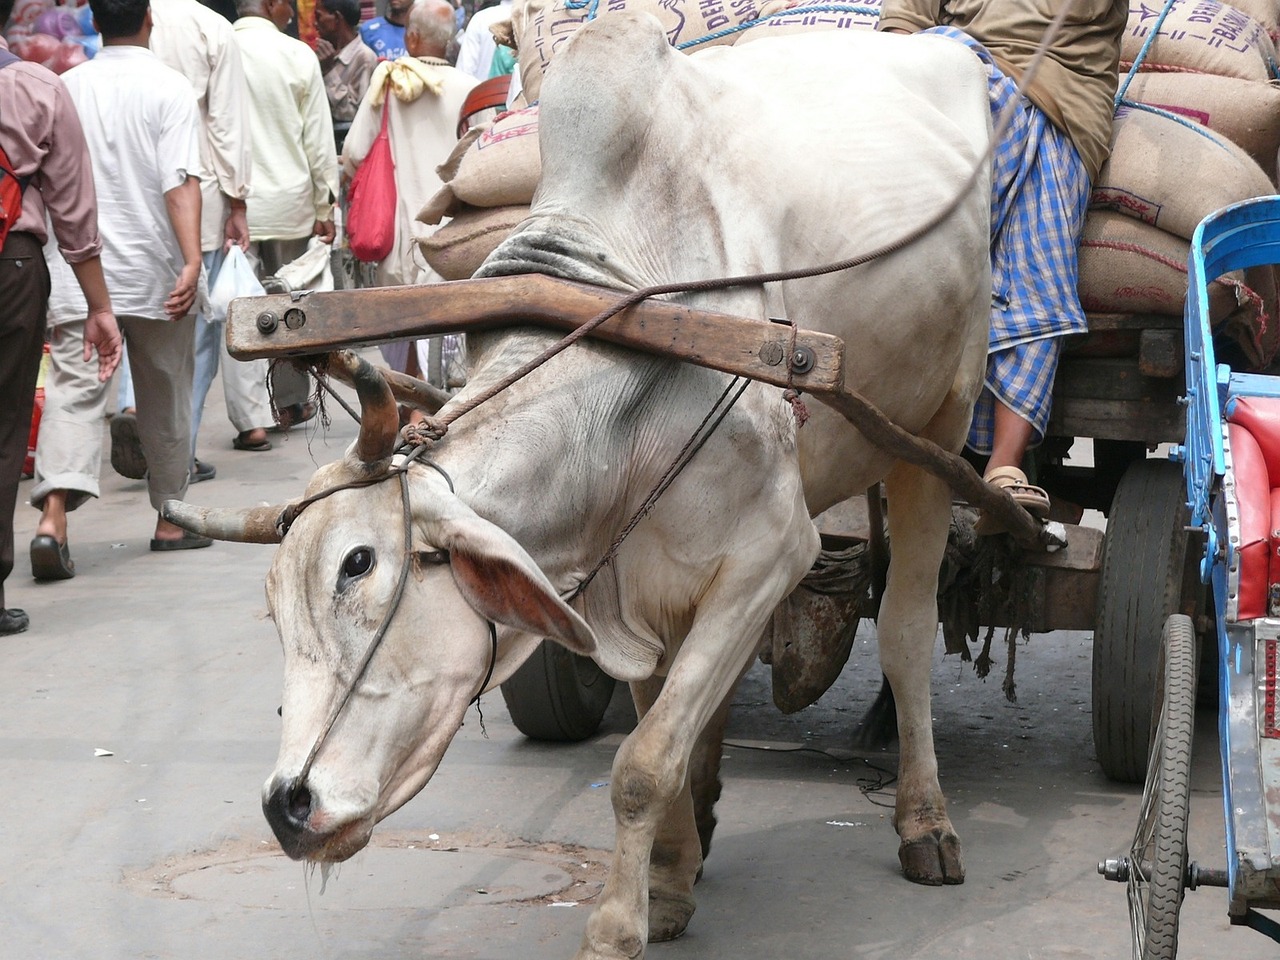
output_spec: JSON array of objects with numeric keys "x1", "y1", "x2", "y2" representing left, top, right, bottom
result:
[
  {"x1": 150, "y1": 530, "x2": 214, "y2": 552},
  {"x1": 110, "y1": 412, "x2": 148, "y2": 480},
  {"x1": 974, "y1": 466, "x2": 1051, "y2": 536},
  {"x1": 30, "y1": 534, "x2": 75, "y2": 581},
  {"x1": 232, "y1": 432, "x2": 273, "y2": 452}
]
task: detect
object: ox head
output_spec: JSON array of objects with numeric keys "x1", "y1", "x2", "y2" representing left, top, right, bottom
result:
[{"x1": 163, "y1": 354, "x2": 596, "y2": 862}]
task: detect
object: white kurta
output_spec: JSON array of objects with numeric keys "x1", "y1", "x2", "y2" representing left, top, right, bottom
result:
[
  {"x1": 341, "y1": 59, "x2": 478, "y2": 287},
  {"x1": 233, "y1": 16, "x2": 339, "y2": 241},
  {"x1": 45, "y1": 46, "x2": 201, "y2": 323},
  {"x1": 149, "y1": 0, "x2": 252, "y2": 252}
]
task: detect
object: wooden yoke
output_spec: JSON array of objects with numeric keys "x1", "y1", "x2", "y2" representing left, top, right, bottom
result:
[
  {"x1": 226, "y1": 274, "x2": 844, "y2": 394},
  {"x1": 225, "y1": 274, "x2": 1056, "y2": 550}
]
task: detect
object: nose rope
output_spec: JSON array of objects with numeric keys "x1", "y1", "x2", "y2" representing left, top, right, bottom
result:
[
  {"x1": 291, "y1": 467, "x2": 417, "y2": 791},
  {"x1": 287, "y1": 451, "x2": 499, "y2": 794}
]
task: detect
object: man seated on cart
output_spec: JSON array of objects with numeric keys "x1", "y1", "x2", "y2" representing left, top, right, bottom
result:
[{"x1": 879, "y1": 0, "x2": 1126, "y2": 532}]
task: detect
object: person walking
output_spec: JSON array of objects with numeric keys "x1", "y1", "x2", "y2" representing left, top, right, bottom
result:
[
  {"x1": 0, "y1": 0, "x2": 121, "y2": 630},
  {"x1": 149, "y1": 0, "x2": 273, "y2": 476},
  {"x1": 343, "y1": 0, "x2": 476, "y2": 387},
  {"x1": 315, "y1": 0, "x2": 378, "y2": 148},
  {"x1": 30, "y1": 0, "x2": 210, "y2": 578},
  {"x1": 233, "y1": 0, "x2": 339, "y2": 425}
]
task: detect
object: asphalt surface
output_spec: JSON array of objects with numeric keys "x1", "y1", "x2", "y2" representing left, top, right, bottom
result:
[{"x1": 1, "y1": 367, "x2": 1259, "y2": 959}]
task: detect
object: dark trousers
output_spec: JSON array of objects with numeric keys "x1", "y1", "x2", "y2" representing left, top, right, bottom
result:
[{"x1": 0, "y1": 233, "x2": 50, "y2": 610}]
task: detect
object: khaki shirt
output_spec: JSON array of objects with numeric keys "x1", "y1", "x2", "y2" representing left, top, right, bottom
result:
[
  {"x1": 879, "y1": 0, "x2": 1127, "y2": 181},
  {"x1": 324, "y1": 36, "x2": 379, "y2": 124}
]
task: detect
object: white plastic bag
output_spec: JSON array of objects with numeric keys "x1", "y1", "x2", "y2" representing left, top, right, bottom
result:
[
  {"x1": 274, "y1": 236, "x2": 334, "y2": 293},
  {"x1": 206, "y1": 245, "x2": 264, "y2": 323}
]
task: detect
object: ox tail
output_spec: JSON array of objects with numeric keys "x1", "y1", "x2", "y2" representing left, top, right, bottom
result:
[{"x1": 161, "y1": 500, "x2": 285, "y2": 545}]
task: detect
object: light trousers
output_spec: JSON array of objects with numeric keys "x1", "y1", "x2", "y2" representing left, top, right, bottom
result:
[{"x1": 32, "y1": 314, "x2": 195, "y2": 514}]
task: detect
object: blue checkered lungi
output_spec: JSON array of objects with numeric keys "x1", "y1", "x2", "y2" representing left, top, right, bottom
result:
[{"x1": 925, "y1": 26, "x2": 1092, "y2": 454}]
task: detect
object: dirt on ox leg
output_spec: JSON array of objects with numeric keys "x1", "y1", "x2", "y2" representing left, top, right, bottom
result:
[
  {"x1": 629, "y1": 677, "x2": 701, "y2": 943},
  {"x1": 880, "y1": 462, "x2": 966, "y2": 887}
]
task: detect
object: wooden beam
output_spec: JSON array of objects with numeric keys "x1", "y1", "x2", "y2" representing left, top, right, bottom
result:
[{"x1": 226, "y1": 274, "x2": 846, "y2": 394}]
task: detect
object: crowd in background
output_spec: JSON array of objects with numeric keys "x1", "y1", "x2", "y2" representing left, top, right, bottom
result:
[{"x1": 0, "y1": 0, "x2": 515, "y2": 635}]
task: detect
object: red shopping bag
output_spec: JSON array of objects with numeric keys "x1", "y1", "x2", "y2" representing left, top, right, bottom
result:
[
  {"x1": 24, "y1": 342, "x2": 50, "y2": 478},
  {"x1": 347, "y1": 97, "x2": 397, "y2": 263}
]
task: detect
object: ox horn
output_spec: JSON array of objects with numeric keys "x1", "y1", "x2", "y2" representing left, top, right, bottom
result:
[
  {"x1": 161, "y1": 500, "x2": 285, "y2": 544},
  {"x1": 326, "y1": 350, "x2": 399, "y2": 463}
]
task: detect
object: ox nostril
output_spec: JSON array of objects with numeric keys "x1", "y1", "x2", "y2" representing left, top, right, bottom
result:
[{"x1": 286, "y1": 782, "x2": 312, "y2": 826}]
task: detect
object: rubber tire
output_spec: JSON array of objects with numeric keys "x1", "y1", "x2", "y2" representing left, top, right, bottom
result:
[
  {"x1": 1093, "y1": 459, "x2": 1190, "y2": 783},
  {"x1": 1130, "y1": 614, "x2": 1194, "y2": 960},
  {"x1": 500, "y1": 640, "x2": 617, "y2": 742}
]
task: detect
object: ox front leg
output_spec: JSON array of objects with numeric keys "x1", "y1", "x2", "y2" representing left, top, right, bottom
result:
[
  {"x1": 629, "y1": 675, "x2": 702, "y2": 944},
  {"x1": 879, "y1": 462, "x2": 964, "y2": 886},
  {"x1": 576, "y1": 586, "x2": 797, "y2": 959}
]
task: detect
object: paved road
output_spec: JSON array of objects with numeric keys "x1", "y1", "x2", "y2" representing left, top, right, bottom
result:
[{"x1": 1, "y1": 372, "x2": 1253, "y2": 960}]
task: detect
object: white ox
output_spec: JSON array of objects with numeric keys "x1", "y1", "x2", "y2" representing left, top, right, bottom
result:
[{"x1": 172, "y1": 14, "x2": 992, "y2": 958}]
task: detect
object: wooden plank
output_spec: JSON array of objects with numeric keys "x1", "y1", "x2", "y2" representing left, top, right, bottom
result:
[
  {"x1": 1055, "y1": 357, "x2": 1183, "y2": 401},
  {"x1": 226, "y1": 275, "x2": 846, "y2": 393},
  {"x1": 1138, "y1": 328, "x2": 1183, "y2": 379},
  {"x1": 813, "y1": 495, "x2": 870, "y2": 543},
  {"x1": 1083, "y1": 312, "x2": 1182, "y2": 332},
  {"x1": 1047, "y1": 397, "x2": 1184, "y2": 442}
]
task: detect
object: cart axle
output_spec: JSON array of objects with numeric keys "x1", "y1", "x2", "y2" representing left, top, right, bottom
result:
[{"x1": 1097, "y1": 856, "x2": 1228, "y2": 889}]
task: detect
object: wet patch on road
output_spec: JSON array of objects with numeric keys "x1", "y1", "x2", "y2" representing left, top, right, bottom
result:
[{"x1": 124, "y1": 831, "x2": 609, "y2": 911}]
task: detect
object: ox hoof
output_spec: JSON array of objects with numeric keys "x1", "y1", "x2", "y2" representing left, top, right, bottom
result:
[
  {"x1": 647, "y1": 894, "x2": 695, "y2": 942},
  {"x1": 898, "y1": 831, "x2": 965, "y2": 886}
]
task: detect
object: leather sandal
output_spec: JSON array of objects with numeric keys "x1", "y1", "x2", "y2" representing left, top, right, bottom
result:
[{"x1": 974, "y1": 466, "x2": 1050, "y2": 536}]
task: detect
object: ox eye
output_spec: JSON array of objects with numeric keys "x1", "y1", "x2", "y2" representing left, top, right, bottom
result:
[{"x1": 342, "y1": 547, "x2": 375, "y2": 580}]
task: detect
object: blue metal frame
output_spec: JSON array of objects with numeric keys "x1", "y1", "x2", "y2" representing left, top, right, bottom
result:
[{"x1": 1184, "y1": 196, "x2": 1280, "y2": 935}]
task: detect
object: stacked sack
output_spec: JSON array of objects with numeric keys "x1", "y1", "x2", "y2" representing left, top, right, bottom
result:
[
  {"x1": 421, "y1": 0, "x2": 1280, "y2": 368},
  {"x1": 1085, "y1": 0, "x2": 1280, "y2": 367},
  {"x1": 417, "y1": 106, "x2": 542, "y2": 280},
  {"x1": 5, "y1": 0, "x2": 100, "y2": 75}
]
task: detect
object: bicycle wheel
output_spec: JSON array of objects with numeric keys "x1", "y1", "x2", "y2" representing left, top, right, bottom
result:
[{"x1": 1128, "y1": 614, "x2": 1195, "y2": 960}]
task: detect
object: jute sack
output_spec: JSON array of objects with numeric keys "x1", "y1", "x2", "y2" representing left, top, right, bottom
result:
[
  {"x1": 518, "y1": 0, "x2": 766, "y2": 103},
  {"x1": 417, "y1": 204, "x2": 530, "y2": 281},
  {"x1": 1120, "y1": 0, "x2": 1279, "y2": 81},
  {"x1": 443, "y1": 106, "x2": 541, "y2": 209},
  {"x1": 1078, "y1": 211, "x2": 1277, "y2": 367},
  {"x1": 1223, "y1": 0, "x2": 1280, "y2": 39},
  {"x1": 1090, "y1": 105, "x2": 1275, "y2": 242},
  {"x1": 1119, "y1": 72, "x2": 1280, "y2": 179},
  {"x1": 733, "y1": 0, "x2": 880, "y2": 45}
]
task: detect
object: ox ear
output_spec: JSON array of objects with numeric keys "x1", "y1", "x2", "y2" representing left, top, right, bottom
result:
[
  {"x1": 448, "y1": 543, "x2": 597, "y2": 657},
  {"x1": 421, "y1": 506, "x2": 596, "y2": 657}
]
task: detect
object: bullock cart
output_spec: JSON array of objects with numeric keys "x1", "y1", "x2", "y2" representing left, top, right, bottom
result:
[
  {"x1": 221, "y1": 262, "x2": 1199, "y2": 784},
  {"x1": 1097, "y1": 198, "x2": 1280, "y2": 958}
]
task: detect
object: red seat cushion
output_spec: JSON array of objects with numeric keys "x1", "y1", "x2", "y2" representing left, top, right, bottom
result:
[
  {"x1": 1227, "y1": 422, "x2": 1271, "y2": 620},
  {"x1": 1227, "y1": 396, "x2": 1280, "y2": 481}
]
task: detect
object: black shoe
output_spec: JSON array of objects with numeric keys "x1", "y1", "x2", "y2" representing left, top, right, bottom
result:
[
  {"x1": 30, "y1": 535, "x2": 75, "y2": 581},
  {"x1": 0, "y1": 608, "x2": 29, "y2": 635},
  {"x1": 190, "y1": 459, "x2": 216, "y2": 483},
  {"x1": 110, "y1": 412, "x2": 148, "y2": 480}
]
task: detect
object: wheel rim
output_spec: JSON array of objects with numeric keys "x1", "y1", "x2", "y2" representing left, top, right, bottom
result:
[{"x1": 1127, "y1": 614, "x2": 1194, "y2": 960}]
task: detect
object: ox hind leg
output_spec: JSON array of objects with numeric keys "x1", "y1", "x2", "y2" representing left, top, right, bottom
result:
[
  {"x1": 627, "y1": 672, "x2": 735, "y2": 942},
  {"x1": 879, "y1": 460, "x2": 964, "y2": 885}
]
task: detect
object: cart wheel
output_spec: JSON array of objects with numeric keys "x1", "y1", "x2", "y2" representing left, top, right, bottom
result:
[
  {"x1": 499, "y1": 640, "x2": 617, "y2": 741},
  {"x1": 1093, "y1": 459, "x2": 1190, "y2": 783},
  {"x1": 1129, "y1": 614, "x2": 1195, "y2": 960}
]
